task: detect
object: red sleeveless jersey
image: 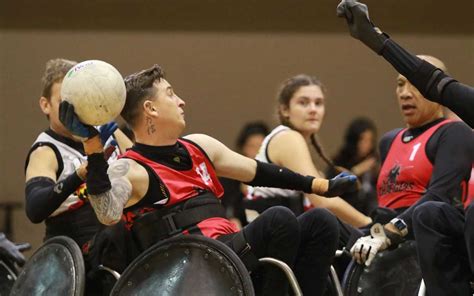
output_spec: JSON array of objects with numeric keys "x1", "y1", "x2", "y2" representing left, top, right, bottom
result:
[
  {"x1": 122, "y1": 139, "x2": 238, "y2": 238},
  {"x1": 377, "y1": 120, "x2": 452, "y2": 209}
]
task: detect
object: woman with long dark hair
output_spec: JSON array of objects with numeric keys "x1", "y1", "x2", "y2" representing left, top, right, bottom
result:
[{"x1": 247, "y1": 74, "x2": 372, "y2": 228}]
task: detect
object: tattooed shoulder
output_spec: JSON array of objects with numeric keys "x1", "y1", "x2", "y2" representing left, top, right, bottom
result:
[{"x1": 108, "y1": 159, "x2": 131, "y2": 179}]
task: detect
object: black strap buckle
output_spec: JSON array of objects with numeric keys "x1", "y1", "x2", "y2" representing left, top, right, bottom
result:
[{"x1": 162, "y1": 212, "x2": 181, "y2": 236}]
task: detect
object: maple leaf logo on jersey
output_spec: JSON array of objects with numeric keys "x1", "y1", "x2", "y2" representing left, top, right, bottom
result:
[{"x1": 195, "y1": 162, "x2": 211, "y2": 185}]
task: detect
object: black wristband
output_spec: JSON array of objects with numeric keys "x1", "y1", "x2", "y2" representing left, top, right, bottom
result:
[
  {"x1": 86, "y1": 153, "x2": 111, "y2": 195},
  {"x1": 245, "y1": 160, "x2": 314, "y2": 193}
]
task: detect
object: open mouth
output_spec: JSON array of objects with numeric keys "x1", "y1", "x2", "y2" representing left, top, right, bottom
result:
[{"x1": 401, "y1": 104, "x2": 416, "y2": 114}]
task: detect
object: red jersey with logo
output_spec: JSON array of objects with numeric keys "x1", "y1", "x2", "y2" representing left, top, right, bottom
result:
[
  {"x1": 121, "y1": 139, "x2": 238, "y2": 238},
  {"x1": 377, "y1": 120, "x2": 452, "y2": 209}
]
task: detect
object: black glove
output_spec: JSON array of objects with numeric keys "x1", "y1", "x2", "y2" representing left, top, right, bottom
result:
[
  {"x1": 59, "y1": 101, "x2": 98, "y2": 141},
  {"x1": 0, "y1": 233, "x2": 30, "y2": 267},
  {"x1": 336, "y1": 0, "x2": 388, "y2": 54},
  {"x1": 324, "y1": 172, "x2": 358, "y2": 197}
]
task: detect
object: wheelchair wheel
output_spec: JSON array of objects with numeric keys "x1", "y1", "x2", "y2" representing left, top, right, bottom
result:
[
  {"x1": 343, "y1": 240, "x2": 422, "y2": 296},
  {"x1": 10, "y1": 236, "x2": 85, "y2": 296},
  {"x1": 110, "y1": 234, "x2": 254, "y2": 296}
]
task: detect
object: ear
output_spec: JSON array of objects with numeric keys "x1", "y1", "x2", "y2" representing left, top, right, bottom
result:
[
  {"x1": 143, "y1": 100, "x2": 158, "y2": 117},
  {"x1": 39, "y1": 96, "x2": 51, "y2": 115},
  {"x1": 279, "y1": 104, "x2": 290, "y2": 119}
]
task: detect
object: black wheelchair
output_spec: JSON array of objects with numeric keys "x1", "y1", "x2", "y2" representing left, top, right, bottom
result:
[
  {"x1": 9, "y1": 234, "x2": 305, "y2": 296},
  {"x1": 9, "y1": 234, "x2": 445, "y2": 296},
  {"x1": 342, "y1": 240, "x2": 422, "y2": 296}
]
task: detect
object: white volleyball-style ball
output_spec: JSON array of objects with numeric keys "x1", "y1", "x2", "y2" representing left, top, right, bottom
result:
[{"x1": 61, "y1": 60, "x2": 126, "y2": 126}]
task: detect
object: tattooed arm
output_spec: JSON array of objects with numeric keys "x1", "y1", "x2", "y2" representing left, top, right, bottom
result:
[
  {"x1": 88, "y1": 159, "x2": 132, "y2": 225},
  {"x1": 87, "y1": 158, "x2": 149, "y2": 225}
]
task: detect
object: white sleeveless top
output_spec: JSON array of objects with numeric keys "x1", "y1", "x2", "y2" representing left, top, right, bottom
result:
[
  {"x1": 32, "y1": 132, "x2": 120, "y2": 217},
  {"x1": 247, "y1": 125, "x2": 302, "y2": 200}
]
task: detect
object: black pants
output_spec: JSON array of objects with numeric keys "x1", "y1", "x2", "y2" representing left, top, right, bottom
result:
[
  {"x1": 240, "y1": 206, "x2": 339, "y2": 296},
  {"x1": 412, "y1": 201, "x2": 471, "y2": 296}
]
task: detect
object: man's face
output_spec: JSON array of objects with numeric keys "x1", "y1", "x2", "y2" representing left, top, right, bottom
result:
[
  {"x1": 396, "y1": 75, "x2": 441, "y2": 128},
  {"x1": 151, "y1": 79, "x2": 186, "y2": 131},
  {"x1": 40, "y1": 81, "x2": 75, "y2": 139}
]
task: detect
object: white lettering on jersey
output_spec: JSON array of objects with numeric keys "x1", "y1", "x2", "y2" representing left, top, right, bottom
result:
[{"x1": 196, "y1": 162, "x2": 211, "y2": 185}]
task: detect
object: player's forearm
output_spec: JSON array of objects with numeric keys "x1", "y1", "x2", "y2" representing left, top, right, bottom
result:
[
  {"x1": 84, "y1": 136, "x2": 131, "y2": 225},
  {"x1": 310, "y1": 195, "x2": 372, "y2": 228},
  {"x1": 89, "y1": 177, "x2": 131, "y2": 225}
]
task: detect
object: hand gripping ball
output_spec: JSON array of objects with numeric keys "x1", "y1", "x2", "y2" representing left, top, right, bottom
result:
[{"x1": 61, "y1": 60, "x2": 126, "y2": 125}]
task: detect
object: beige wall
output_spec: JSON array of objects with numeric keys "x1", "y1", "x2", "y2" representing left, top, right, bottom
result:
[{"x1": 1, "y1": 29, "x2": 473, "y2": 255}]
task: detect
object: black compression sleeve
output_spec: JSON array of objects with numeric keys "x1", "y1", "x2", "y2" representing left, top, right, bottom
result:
[
  {"x1": 245, "y1": 160, "x2": 314, "y2": 193},
  {"x1": 381, "y1": 39, "x2": 421, "y2": 79},
  {"x1": 381, "y1": 39, "x2": 456, "y2": 102},
  {"x1": 25, "y1": 173, "x2": 83, "y2": 223},
  {"x1": 86, "y1": 153, "x2": 111, "y2": 195},
  {"x1": 442, "y1": 82, "x2": 474, "y2": 128}
]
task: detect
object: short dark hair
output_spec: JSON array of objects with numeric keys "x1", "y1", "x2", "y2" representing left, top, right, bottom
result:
[
  {"x1": 41, "y1": 58, "x2": 77, "y2": 99},
  {"x1": 236, "y1": 121, "x2": 269, "y2": 151},
  {"x1": 122, "y1": 65, "x2": 165, "y2": 128}
]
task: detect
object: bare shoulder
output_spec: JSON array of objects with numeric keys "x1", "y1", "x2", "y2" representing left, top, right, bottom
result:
[
  {"x1": 25, "y1": 145, "x2": 59, "y2": 181},
  {"x1": 183, "y1": 133, "x2": 217, "y2": 146},
  {"x1": 267, "y1": 129, "x2": 315, "y2": 173},
  {"x1": 28, "y1": 145, "x2": 57, "y2": 161},
  {"x1": 183, "y1": 133, "x2": 225, "y2": 161},
  {"x1": 269, "y1": 129, "x2": 307, "y2": 151},
  {"x1": 108, "y1": 158, "x2": 147, "y2": 180}
]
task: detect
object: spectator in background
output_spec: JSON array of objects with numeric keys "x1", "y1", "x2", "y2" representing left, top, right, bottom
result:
[
  {"x1": 220, "y1": 121, "x2": 270, "y2": 228},
  {"x1": 327, "y1": 117, "x2": 379, "y2": 215}
]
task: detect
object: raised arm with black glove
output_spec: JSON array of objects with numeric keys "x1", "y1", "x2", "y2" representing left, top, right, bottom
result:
[{"x1": 337, "y1": 0, "x2": 474, "y2": 127}]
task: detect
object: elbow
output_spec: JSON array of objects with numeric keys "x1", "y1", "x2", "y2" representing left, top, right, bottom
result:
[{"x1": 25, "y1": 210, "x2": 46, "y2": 224}]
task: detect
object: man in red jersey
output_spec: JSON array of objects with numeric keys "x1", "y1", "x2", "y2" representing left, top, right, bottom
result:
[
  {"x1": 59, "y1": 64, "x2": 358, "y2": 295},
  {"x1": 350, "y1": 56, "x2": 473, "y2": 296}
]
